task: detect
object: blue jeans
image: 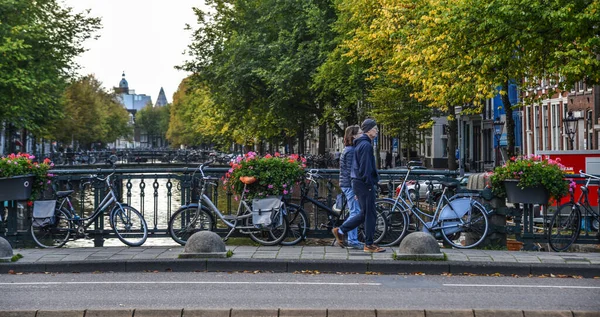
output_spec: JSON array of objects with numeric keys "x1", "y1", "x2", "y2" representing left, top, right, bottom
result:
[
  {"x1": 340, "y1": 180, "x2": 377, "y2": 245},
  {"x1": 341, "y1": 187, "x2": 360, "y2": 245}
]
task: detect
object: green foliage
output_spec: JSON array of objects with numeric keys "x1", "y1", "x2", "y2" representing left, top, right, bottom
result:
[
  {"x1": 136, "y1": 102, "x2": 171, "y2": 145},
  {"x1": 226, "y1": 249, "x2": 234, "y2": 257},
  {"x1": 222, "y1": 152, "x2": 306, "y2": 199},
  {"x1": 0, "y1": 0, "x2": 101, "y2": 134},
  {"x1": 50, "y1": 75, "x2": 131, "y2": 148},
  {"x1": 0, "y1": 153, "x2": 52, "y2": 200},
  {"x1": 11, "y1": 253, "x2": 23, "y2": 262},
  {"x1": 180, "y1": 0, "x2": 337, "y2": 150},
  {"x1": 490, "y1": 155, "x2": 569, "y2": 201}
]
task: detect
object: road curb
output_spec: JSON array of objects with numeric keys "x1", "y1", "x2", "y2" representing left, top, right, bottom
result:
[
  {"x1": 0, "y1": 309, "x2": 598, "y2": 317},
  {"x1": 1, "y1": 258, "x2": 599, "y2": 277}
]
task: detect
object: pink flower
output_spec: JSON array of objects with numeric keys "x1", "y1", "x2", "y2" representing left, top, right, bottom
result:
[
  {"x1": 283, "y1": 190, "x2": 288, "y2": 195},
  {"x1": 268, "y1": 184, "x2": 274, "y2": 189}
]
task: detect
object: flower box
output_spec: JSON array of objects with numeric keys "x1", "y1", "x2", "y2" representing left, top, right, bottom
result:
[
  {"x1": 490, "y1": 155, "x2": 568, "y2": 203},
  {"x1": 0, "y1": 174, "x2": 34, "y2": 201},
  {"x1": 503, "y1": 179, "x2": 550, "y2": 205},
  {"x1": 0, "y1": 153, "x2": 53, "y2": 201},
  {"x1": 506, "y1": 239, "x2": 523, "y2": 251}
]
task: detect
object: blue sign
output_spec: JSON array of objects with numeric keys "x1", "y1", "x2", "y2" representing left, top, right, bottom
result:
[{"x1": 392, "y1": 138, "x2": 398, "y2": 153}]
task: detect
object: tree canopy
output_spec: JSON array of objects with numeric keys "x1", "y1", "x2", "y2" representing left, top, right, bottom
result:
[
  {"x1": 0, "y1": 0, "x2": 101, "y2": 133},
  {"x1": 51, "y1": 75, "x2": 131, "y2": 149}
]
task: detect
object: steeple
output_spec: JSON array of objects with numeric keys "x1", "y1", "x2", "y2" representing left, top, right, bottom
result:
[{"x1": 155, "y1": 87, "x2": 168, "y2": 107}]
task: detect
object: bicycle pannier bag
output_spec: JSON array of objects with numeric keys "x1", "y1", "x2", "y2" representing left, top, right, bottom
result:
[
  {"x1": 32, "y1": 200, "x2": 57, "y2": 228},
  {"x1": 251, "y1": 196, "x2": 284, "y2": 228}
]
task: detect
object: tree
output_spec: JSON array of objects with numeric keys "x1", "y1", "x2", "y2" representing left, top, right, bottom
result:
[
  {"x1": 339, "y1": 0, "x2": 600, "y2": 158},
  {"x1": 136, "y1": 103, "x2": 171, "y2": 147},
  {"x1": 51, "y1": 75, "x2": 131, "y2": 149},
  {"x1": 0, "y1": 0, "x2": 101, "y2": 134},
  {"x1": 180, "y1": 0, "x2": 338, "y2": 153}
]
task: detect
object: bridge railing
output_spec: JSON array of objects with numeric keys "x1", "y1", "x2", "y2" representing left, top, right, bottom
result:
[{"x1": 1, "y1": 167, "x2": 461, "y2": 247}]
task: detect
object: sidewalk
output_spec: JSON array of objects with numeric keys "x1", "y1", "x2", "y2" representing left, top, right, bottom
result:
[{"x1": 2, "y1": 245, "x2": 599, "y2": 277}]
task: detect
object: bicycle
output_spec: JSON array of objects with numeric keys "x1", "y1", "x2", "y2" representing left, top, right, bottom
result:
[
  {"x1": 281, "y1": 169, "x2": 388, "y2": 246},
  {"x1": 30, "y1": 172, "x2": 149, "y2": 248},
  {"x1": 167, "y1": 161, "x2": 288, "y2": 246},
  {"x1": 548, "y1": 170, "x2": 600, "y2": 252},
  {"x1": 375, "y1": 167, "x2": 490, "y2": 248}
]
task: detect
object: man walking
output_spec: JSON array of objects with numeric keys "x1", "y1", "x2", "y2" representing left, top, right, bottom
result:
[{"x1": 332, "y1": 118, "x2": 385, "y2": 253}]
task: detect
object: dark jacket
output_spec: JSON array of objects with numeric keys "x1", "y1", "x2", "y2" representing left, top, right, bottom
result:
[
  {"x1": 351, "y1": 134, "x2": 379, "y2": 186},
  {"x1": 339, "y1": 145, "x2": 355, "y2": 187}
]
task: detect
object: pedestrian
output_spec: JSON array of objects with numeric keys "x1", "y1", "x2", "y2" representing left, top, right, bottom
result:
[
  {"x1": 385, "y1": 151, "x2": 392, "y2": 169},
  {"x1": 337, "y1": 125, "x2": 362, "y2": 249},
  {"x1": 332, "y1": 118, "x2": 385, "y2": 253}
]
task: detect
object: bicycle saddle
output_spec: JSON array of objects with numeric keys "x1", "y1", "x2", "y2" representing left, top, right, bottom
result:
[
  {"x1": 56, "y1": 190, "x2": 74, "y2": 198},
  {"x1": 440, "y1": 181, "x2": 459, "y2": 189},
  {"x1": 239, "y1": 176, "x2": 257, "y2": 184}
]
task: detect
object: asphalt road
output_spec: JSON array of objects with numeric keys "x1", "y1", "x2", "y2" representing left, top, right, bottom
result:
[{"x1": 1, "y1": 272, "x2": 599, "y2": 311}]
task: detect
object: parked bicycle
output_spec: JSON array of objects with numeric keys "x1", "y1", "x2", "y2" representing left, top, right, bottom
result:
[
  {"x1": 281, "y1": 169, "x2": 388, "y2": 246},
  {"x1": 548, "y1": 170, "x2": 600, "y2": 252},
  {"x1": 30, "y1": 172, "x2": 149, "y2": 248},
  {"x1": 375, "y1": 167, "x2": 490, "y2": 248},
  {"x1": 167, "y1": 161, "x2": 289, "y2": 246}
]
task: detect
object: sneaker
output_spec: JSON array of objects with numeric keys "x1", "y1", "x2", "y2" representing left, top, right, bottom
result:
[
  {"x1": 347, "y1": 242, "x2": 364, "y2": 250},
  {"x1": 332, "y1": 227, "x2": 346, "y2": 248},
  {"x1": 364, "y1": 244, "x2": 386, "y2": 253}
]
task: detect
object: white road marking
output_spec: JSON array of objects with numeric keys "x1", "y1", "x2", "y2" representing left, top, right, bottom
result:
[
  {"x1": 0, "y1": 281, "x2": 381, "y2": 286},
  {"x1": 443, "y1": 284, "x2": 600, "y2": 289}
]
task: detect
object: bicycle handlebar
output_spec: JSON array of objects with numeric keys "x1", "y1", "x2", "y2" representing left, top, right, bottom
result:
[{"x1": 579, "y1": 170, "x2": 600, "y2": 180}]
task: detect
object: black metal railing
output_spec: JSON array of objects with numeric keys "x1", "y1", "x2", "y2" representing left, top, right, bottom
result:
[{"x1": 4, "y1": 166, "x2": 595, "y2": 249}]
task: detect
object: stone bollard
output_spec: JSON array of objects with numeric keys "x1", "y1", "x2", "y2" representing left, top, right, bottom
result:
[
  {"x1": 0, "y1": 236, "x2": 14, "y2": 262},
  {"x1": 179, "y1": 231, "x2": 228, "y2": 258},
  {"x1": 395, "y1": 232, "x2": 445, "y2": 260}
]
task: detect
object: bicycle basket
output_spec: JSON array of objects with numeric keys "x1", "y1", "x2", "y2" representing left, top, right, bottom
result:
[
  {"x1": 32, "y1": 200, "x2": 57, "y2": 228},
  {"x1": 251, "y1": 196, "x2": 284, "y2": 229}
]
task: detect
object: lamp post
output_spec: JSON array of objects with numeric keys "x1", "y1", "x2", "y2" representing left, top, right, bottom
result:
[
  {"x1": 563, "y1": 111, "x2": 578, "y2": 150},
  {"x1": 493, "y1": 118, "x2": 505, "y2": 167}
]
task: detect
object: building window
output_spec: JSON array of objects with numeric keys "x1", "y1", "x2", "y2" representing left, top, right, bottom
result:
[
  {"x1": 525, "y1": 107, "x2": 531, "y2": 131},
  {"x1": 551, "y1": 104, "x2": 559, "y2": 150},
  {"x1": 425, "y1": 138, "x2": 432, "y2": 157},
  {"x1": 542, "y1": 104, "x2": 548, "y2": 150}
]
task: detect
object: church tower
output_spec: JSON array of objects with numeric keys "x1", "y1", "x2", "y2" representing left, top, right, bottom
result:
[
  {"x1": 115, "y1": 72, "x2": 129, "y2": 94},
  {"x1": 155, "y1": 87, "x2": 168, "y2": 107}
]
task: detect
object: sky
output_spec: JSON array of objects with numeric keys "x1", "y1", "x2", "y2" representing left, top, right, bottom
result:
[{"x1": 62, "y1": 0, "x2": 206, "y2": 104}]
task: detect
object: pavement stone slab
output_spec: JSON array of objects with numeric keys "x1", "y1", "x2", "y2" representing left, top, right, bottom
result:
[
  {"x1": 85, "y1": 310, "x2": 134, "y2": 317},
  {"x1": 36, "y1": 311, "x2": 84, "y2": 317},
  {"x1": 132, "y1": 309, "x2": 183, "y2": 317},
  {"x1": 183, "y1": 309, "x2": 231, "y2": 317},
  {"x1": 279, "y1": 309, "x2": 327, "y2": 317},
  {"x1": 230, "y1": 309, "x2": 279, "y2": 317}
]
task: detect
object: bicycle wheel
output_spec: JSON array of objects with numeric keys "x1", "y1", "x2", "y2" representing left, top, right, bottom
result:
[
  {"x1": 168, "y1": 205, "x2": 214, "y2": 245},
  {"x1": 110, "y1": 205, "x2": 148, "y2": 247},
  {"x1": 357, "y1": 207, "x2": 389, "y2": 245},
  {"x1": 30, "y1": 208, "x2": 71, "y2": 248},
  {"x1": 280, "y1": 203, "x2": 309, "y2": 246},
  {"x1": 549, "y1": 203, "x2": 581, "y2": 252},
  {"x1": 245, "y1": 208, "x2": 289, "y2": 246},
  {"x1": 375, "y1": 198, "x2": 409, "y2": 246},
  {"x1": 440, "y1": 199, "x2": 489, "y2": 249}
]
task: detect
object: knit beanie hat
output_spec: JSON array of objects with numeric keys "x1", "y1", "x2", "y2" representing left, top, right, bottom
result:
[{"x1": 361, "y1": 118, "x2": 377, "y2": 133}]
